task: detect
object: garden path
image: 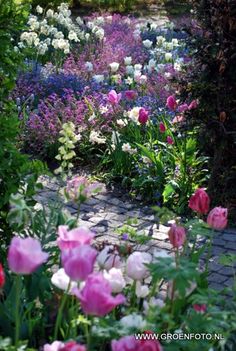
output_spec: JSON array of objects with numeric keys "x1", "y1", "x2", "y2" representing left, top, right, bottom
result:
[{"x1": 37, "y1": 176, "x2": 236, "y2": 296}]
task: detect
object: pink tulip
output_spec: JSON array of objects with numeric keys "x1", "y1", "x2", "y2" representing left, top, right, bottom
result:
[
  {"x1": 125, "y1": 90, "x2": 137, "y2": 100},
  {"x1": 57, "y1": 225, "x2": 94, "y2": 250},
  {"x1": 166, "y1": 95, "x2": 177, "y2": 110},
  {"x1": 60, "y1": 341, "x2": 86, "y2": 351},
  {"x1": 168, "y1": 224, "x2": 186, "y2": 248},
  {"x1": 188, "y1": 100, "x2": 198, "y2": 110},
  {"x1": 188, "y1": 188, "x2": 210, "y2": 214},
  {"x1": 108, "y1": 90, "x2": 122, "y2": 105},
  {"x1": 139, "y1": 334, "x2": 163, "y2": 351},
  {"x1": 111, "y1": 336, "x2": 137, "y2": 351},
  {"x1": 178, "y1": 103, "x2": 189, "y2": 113},
  {"x1": 8, "y1": 237, "x2": 48, "y2": 275},
  {"x1": 62, "y1": 245, "x2": 97, "y2": 281},
  {"x1": 138, "y1": 108, "x2": 149, "y2": 124},
  {"x1": 112, "y1": 335, "x2": 163, "y2": 351},
  {"x1": 172, "y1": 115, "x2": 185, "y2": 124},
  {"x1": 159, "y1": 122, "x2": 166, "y2": 133},
  {"x1": 44, "y1": 341, "x2": 86, "y2": 351},
  {"x1": 207, "y1": 207, "x2": 228, "y2": 230},
  {"x1": 193, "y1": 304, "x2": 207, "y2": 313},
  {"x1": 167, "y1": 136, "x2": 174, "y2": 144},
  {"x1": 73, "y1": 272, "x2": 125, "y2": 316},
  {"x1": 44, "y1": 341, "x2": 64, "y2": 351}
]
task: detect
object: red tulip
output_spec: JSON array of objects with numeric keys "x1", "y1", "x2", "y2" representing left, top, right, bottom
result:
[
  {"x1": 125, "y1": 90, "x2": 137, "y2": 100},
  {"x1": 207, "y1": 207, "x2": 228, "y2": 230},
  {"x1": 188, "y1": 100, "x2": 198, "y2": 110},
  {"x1": 0, "y1": 263, "x2": 5, "y2": 289},
  {"x1": 188, "y1": 188, "x2": 210, "y2": 214},
  {"x1": 159, "y1": 122, "x2": 166, "y2": 133},
  {"x1": 166, "y1": 95, "x2": 177, "y2": 110},
  {"x1": 167, "y1": 136, "x2": 174, "y2": 144},
  {"x1": 193, "y1": 304, "x2": 207, "y2": 313},
  {"x1": 138, "y1": 108, "x2": 149, "y2": 124},
  {"x1": 168, "y1": 224, "x2": 186, "y2": 248}
]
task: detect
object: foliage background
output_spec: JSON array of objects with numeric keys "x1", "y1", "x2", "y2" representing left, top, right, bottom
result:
[{"x1": 184, "y1": 0, "x2": 236, "y2": 222}]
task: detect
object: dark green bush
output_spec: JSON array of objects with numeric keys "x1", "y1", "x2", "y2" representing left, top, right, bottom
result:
[
  {"x1": 31, "y1": 0, "x2": 71, "y2": 10},
  {"x1": 187, "y1": 0, "x2": 236, "y2": 221},
  {"x1": 0, "y1": 0, "x2": 46, "y2": 239},
  {"x1": 0, "y1": 0, "x2": 30, "y2": 97},
  {"x1": 76, "y1": 0, "x2": 138, "y2": 12}
]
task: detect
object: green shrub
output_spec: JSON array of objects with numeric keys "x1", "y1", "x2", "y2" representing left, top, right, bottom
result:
[
  {"x1": 187, "y1": 0, "x2": 236, "y2": 221},
  {"x1": 31, "y1": 0, "x2": 71, "y2": 10},
  {"x1": 0, "y1": 0, "x2": 46, "y2": 239}
]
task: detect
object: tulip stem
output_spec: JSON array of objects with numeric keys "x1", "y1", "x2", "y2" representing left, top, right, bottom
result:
[
  {"x1": 54, "y1": 282, "x2": 71, "y2": 340},
  {"x1": 15, "y1": 275, "x2": 21, "y2": 346},
  {"x1": 84, "y1": 318, "x2": 91, "y2": 350},
  {"x1": 205, "y1": 232, "x2": 213, "y2": 274}
]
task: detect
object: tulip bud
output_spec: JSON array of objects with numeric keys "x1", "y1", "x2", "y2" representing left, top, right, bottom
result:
[
  {"x1": 188, "y1": 188, "x2": 210, "y2": 214},
  {"x1": 207, "y1": 207, "x2": 228, "y2": 230},
  {"x1": 168, "y1": 224, "x2": 186, "y2": 248}
]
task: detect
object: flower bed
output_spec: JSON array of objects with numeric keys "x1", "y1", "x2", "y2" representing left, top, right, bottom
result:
[{"x1": 13, "y1": 3, "x2": 204, "y2": 213}]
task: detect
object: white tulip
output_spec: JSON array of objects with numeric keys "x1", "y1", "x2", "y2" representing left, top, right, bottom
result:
[
  {"x1": 109, "y1": 62, "x2": 119, "y2": 73},
  {"x1": 97, "y1": 245, "x2": 121, "y2": 270},
  {"x1": 126, "y1": 251, "x2": 152, "y2": 280},
  {"x1": 124, "y1": 56, "x2": 132, "y2": 65},
  {"x1": 126, "y1": 65, "x2": 134, "y2": 75},
  {"x1": 36, "y1": 5, "x2": 43, "y2": 14},
  {"x1": 46, "y1": 9, "x2": 54, "y2": 18},
  {"x1": 135, "y1": 281, "x2": 150, "y2": 298},
  {"x1": 134, "y1": 63, "x2": 142, "y2": 72},
  {"x1": 143, "y1": 39, "x2": 152, "y2": 48},
  {"x1": 120, "y1": 313, "x2": 146, "y2": 330},
  {"x1": 103, "y1": 268, "x2": 126, "y2": 293},
  {"x1": 85, "y1": 62, "x2": 93, "y2": 72},
  {"x1": 139, "y1": 75, "x2": 147, "y2": 84},
  {"x1": 165, "y1": 53, "x2": 173, "y2": 62},
  {"x1": 92, "y1": 74, "x2": 105, "y2": 83},
  {"x1": 51, "y1": 268, "x2": 77, "y2": 294}
]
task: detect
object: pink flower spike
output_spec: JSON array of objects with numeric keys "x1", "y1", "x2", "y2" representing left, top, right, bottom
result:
[
  {"x1": 62, "y1": 245, "x2": 97, "y2": 281},
  {"x1": 8, "y1": 237, "x2": 48, "y2": 275},
  {"x1": 159, "y1": 122, "x2": 166, "y2": 133},
  {"x1": 57, "y1": 225, "x2": 95, "y2": 250},
  {"x1": 207, "y1": 207, "x2": 228, "y2": 230},
  {"x1": 138, "y1": 107, "x2": 149, "y2": 124},
  {"x1": 166, "y1": 95, "x2": 177, "y2": 110},
  {"x1": 73, "y1": 272, "x2": 126, "y2": 316},
  {"x1": 167, "y1": 136, "x2": 174, "y2": 144},
  {"x1": 108, "y1": 90, "x2": 122, "y2": 105}
]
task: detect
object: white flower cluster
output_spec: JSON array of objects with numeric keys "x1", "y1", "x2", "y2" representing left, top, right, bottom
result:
[
  {"x1": 19, "y1": 3, "x2": 87, "y2": 57},
  {"x1": 132, "y1": 22, "x2": 186, "y2": 73},
  {"x1": 89, "y1": 131, "x2": 106, "y2": 145}
]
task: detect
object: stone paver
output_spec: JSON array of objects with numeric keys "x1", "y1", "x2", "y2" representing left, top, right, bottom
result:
[{"x1": 38, "y1": 176, "x2": 236, "y2": 294}]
